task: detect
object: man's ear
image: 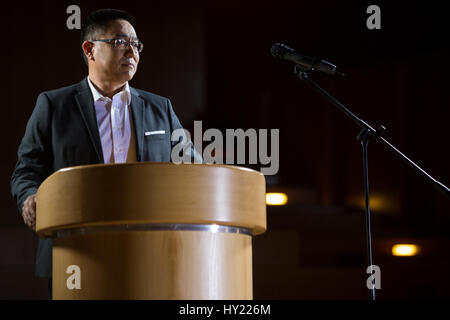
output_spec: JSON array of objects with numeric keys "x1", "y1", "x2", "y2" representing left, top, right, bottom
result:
[{"x1": 82, "y1": 41, "x2": 95, "y2": 61}]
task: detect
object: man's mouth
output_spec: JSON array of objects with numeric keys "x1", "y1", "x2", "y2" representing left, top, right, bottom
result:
[{"x1": 122, "y1": 62, "x2": 135, "y2": 68}]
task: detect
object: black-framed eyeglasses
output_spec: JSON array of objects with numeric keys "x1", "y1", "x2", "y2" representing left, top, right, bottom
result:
[{"x1": 90, "y1": 38, "x2": 144, "y2": 53}]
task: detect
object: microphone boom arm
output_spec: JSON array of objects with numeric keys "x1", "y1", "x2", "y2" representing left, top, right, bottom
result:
[{"x1": 294, "y1": 65, "x2": 450, "y2": 200}]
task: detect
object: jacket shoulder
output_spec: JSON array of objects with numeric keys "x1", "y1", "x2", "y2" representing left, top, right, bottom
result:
[
  {"x1": 132, "y1": 88, "x2": 170, "y2": 105},
  {"x1": 39, "y1": 82, "x2": 81, "y2": 100}
]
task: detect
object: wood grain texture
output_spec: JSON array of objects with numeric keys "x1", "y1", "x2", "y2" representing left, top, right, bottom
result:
[
  {"x1": 36, "y1": 163, "x2": 266, "y2": 236},
  {"x1": 36, "y1": 163, "x2": 265, "y2": 299},
  {"x1": 53, "y1": 230, "x2": 253, "y2": 299}
]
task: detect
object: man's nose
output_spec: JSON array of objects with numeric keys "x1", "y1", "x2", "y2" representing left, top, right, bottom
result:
[{"x1": 125, "y1": 44, "x2": 139, "y2": 59}]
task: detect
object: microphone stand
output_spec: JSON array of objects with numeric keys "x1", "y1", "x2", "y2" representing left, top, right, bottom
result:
[{"x1": 293, "y1": 64, "x2": 450, "y2": 300}]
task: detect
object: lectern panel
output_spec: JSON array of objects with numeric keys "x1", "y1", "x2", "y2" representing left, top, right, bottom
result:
[{"x1": 53, "y1": 228, "x2": 253, "y2": 299}]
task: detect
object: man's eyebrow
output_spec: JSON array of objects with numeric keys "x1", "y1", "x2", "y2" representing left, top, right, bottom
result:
[{"x1": 115, "y1": 34, "x2": 139, "y2": 41}]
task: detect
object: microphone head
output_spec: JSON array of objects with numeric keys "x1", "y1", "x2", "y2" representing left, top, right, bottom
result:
[
  {"x1": 271, "y1": 43, "x2": 345, "y2": 76},
  {"x1": 271, "y1": 43, "x2": 293, "y2": 59}
]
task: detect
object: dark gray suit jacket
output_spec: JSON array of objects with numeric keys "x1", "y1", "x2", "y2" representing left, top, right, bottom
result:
[{"x1": 10, "y1": 78, "x2": 199, "y2": 278}]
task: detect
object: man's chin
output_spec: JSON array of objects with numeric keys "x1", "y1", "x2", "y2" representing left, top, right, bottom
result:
[{"x1": 118, "y1": 71, "x2": 136, "y2": 82}]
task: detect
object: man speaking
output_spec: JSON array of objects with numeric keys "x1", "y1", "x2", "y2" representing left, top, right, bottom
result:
[{"x1": 10, "y1": 8, "x2": 200, "y2": 294}]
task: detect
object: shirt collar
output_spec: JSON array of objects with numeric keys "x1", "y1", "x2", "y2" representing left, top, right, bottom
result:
[{"x1": 87, "y1": 76, "x2": 131, "y2": 105}]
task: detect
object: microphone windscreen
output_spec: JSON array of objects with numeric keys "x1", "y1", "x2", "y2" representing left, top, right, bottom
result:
[
  {"x1": 270, "y1": 43, "x2": 283, "y2": 58},
  {"x1": 270, "y1": 43, "x2": 293, "y2": 58}
]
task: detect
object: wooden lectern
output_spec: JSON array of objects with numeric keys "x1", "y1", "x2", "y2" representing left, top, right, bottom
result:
[{"x1": 36, "y1": 163, "x2": 266, "y2": 300}]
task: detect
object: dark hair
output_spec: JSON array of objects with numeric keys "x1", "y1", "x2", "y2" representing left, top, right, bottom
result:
[{"x1": 80, "y1": 9, "x2": 135, "y2": 64}]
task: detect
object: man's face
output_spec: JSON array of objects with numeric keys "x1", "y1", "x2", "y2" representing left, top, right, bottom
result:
[{"x1": 89, "y1": 19, "x2": 140, "y2": 83}]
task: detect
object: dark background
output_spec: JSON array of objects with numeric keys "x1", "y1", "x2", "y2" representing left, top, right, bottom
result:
[{"x1": 1, "y1": 0, "x2": 449, "y2": 299}]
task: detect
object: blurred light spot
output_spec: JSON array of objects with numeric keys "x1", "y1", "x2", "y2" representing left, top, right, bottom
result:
[
  {"x1": 392, "y1": 244, "x2": 419, "y2": 256},
  {"x1": 266, "y1": 193, "x2": 288, "y2": 205},
  {"x1": 348, "y1": 192, "x2": 402, "y2": 215},
  {"x1": 354, "y1": 195, "x2": 385, "y2": 211}
]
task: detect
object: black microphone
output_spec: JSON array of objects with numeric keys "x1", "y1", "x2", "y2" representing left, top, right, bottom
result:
[{"x1": 271, "y1": 43, "x2": 345, "y2": 76}]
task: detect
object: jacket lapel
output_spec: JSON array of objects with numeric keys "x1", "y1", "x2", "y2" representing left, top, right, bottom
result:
[
  {"x1": 130, "y1": 88, "x2": 144, "y2": 161},
  {"x1": 74, "y1": 78, "x2": 104, "y2": 163}
]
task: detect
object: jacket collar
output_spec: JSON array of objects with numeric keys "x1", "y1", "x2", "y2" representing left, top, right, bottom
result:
[
  {"x1": 74, "y1": 77, "x2": 145, "y2": 162},
  {"x1": 87, "y1": 76, "x2": 131, "y2": 105}
]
